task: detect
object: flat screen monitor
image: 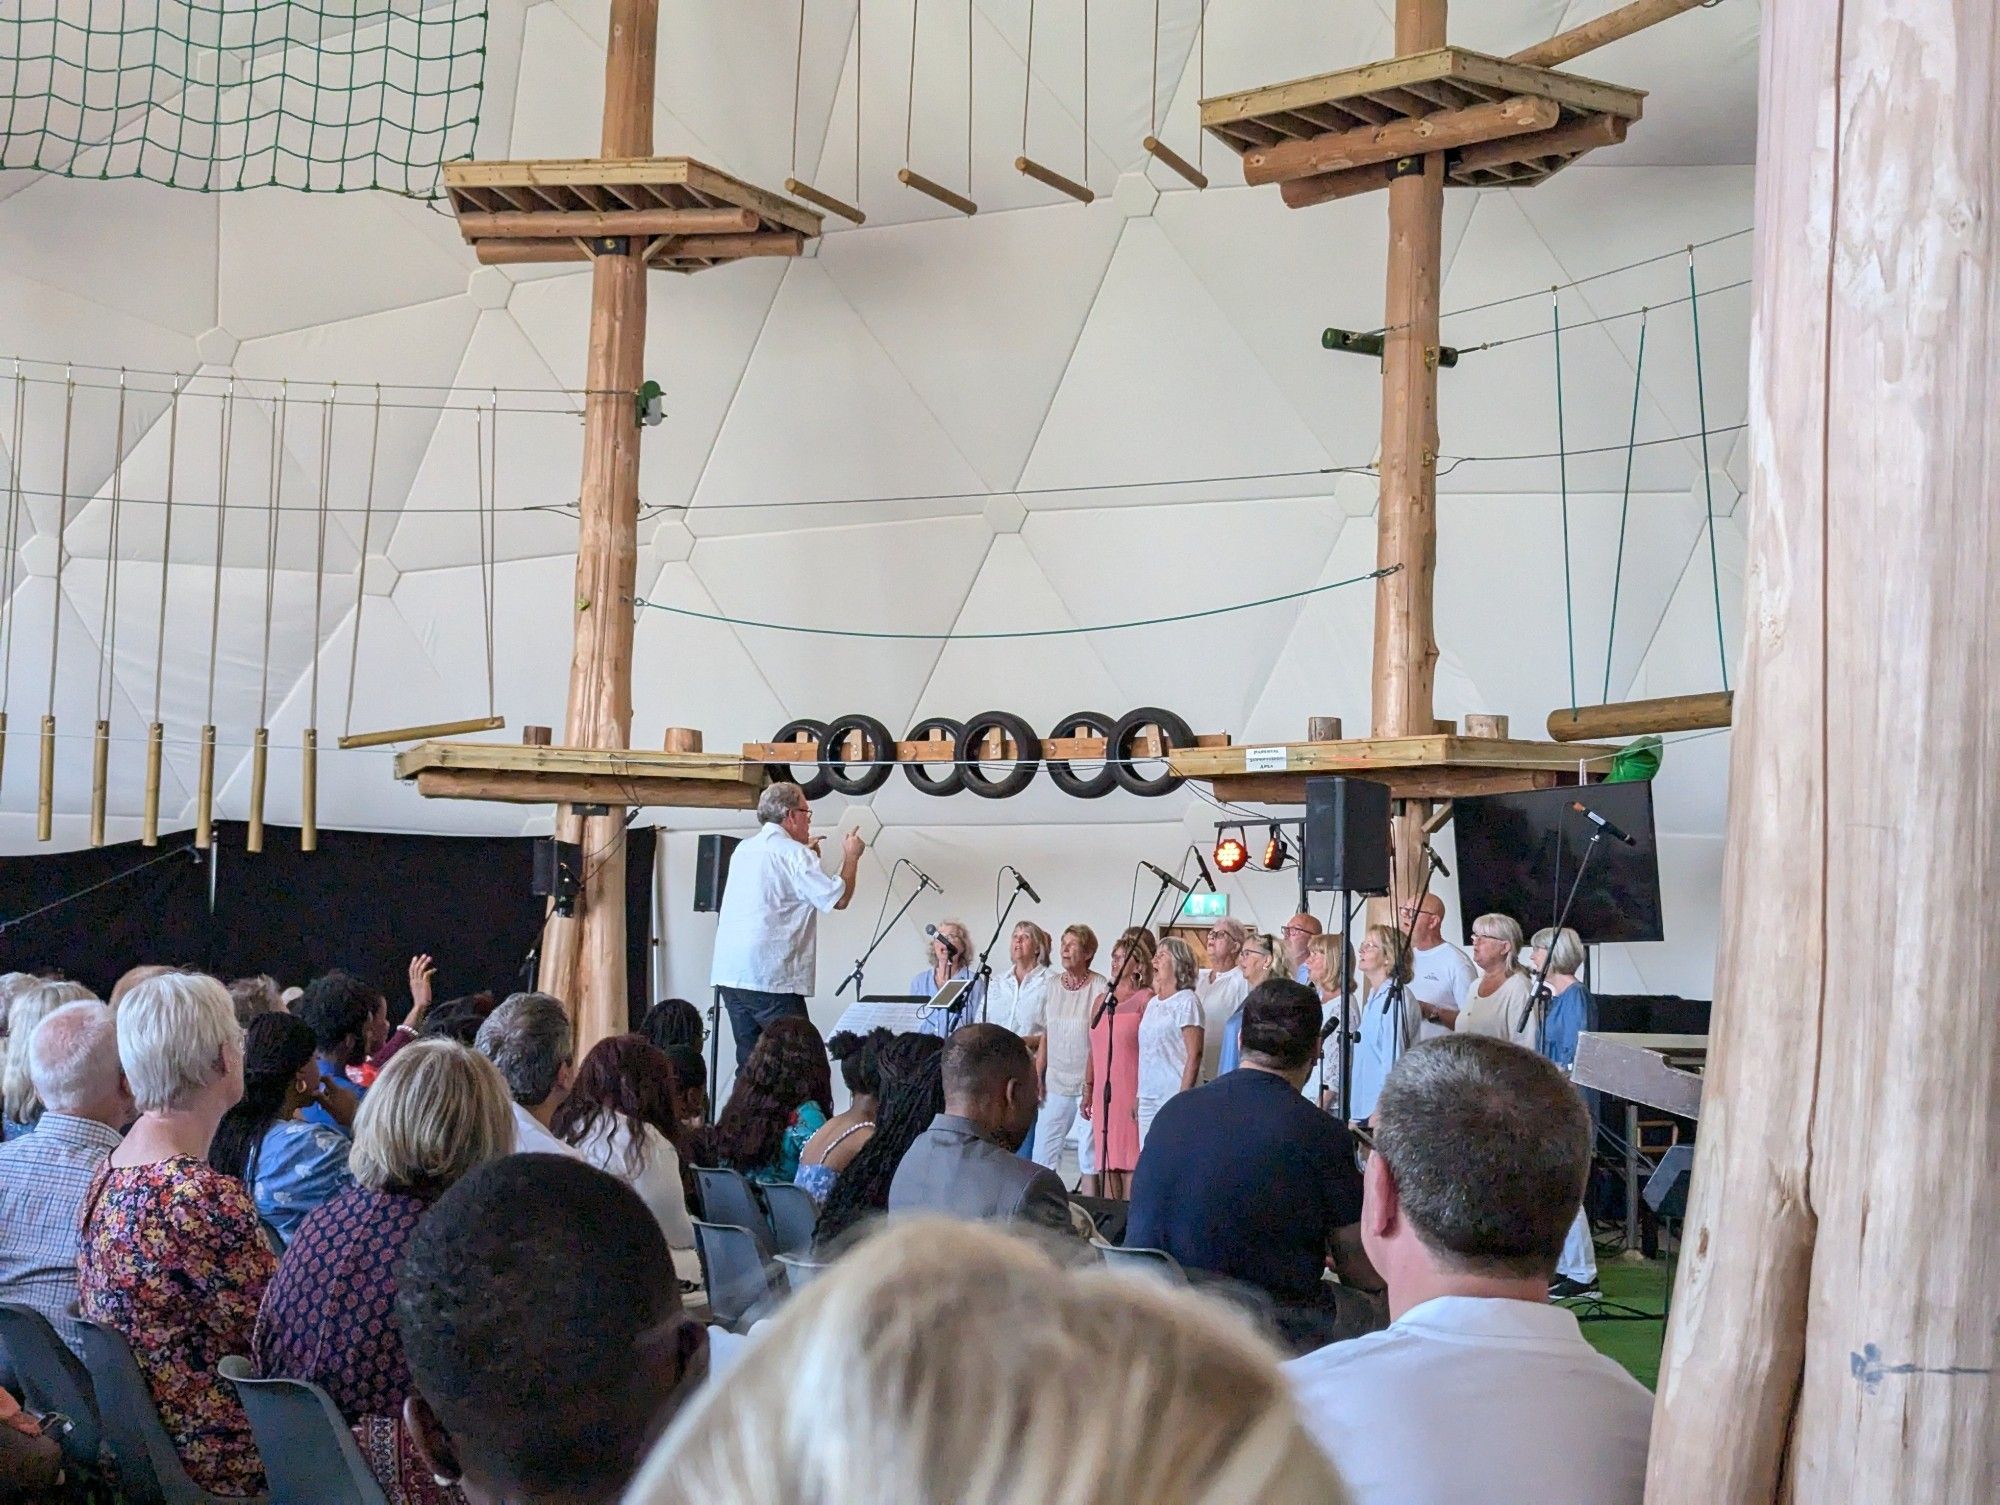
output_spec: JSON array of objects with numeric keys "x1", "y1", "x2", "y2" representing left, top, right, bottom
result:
[{"x1": 1450, "y1": 782, "x2": 1664, "y2": 945}]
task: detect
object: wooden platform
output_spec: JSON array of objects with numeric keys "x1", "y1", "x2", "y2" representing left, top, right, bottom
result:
[
  {"x1": 442, "y1": 157, "x2": 823, "y2": 272},
  {"x1": 1169, "y1": 733, "x2": 1619, "y2": 802},
  {"x1": 394, "y1": 740, "x2": 766, "y2": 809},
  {"x1": 1200, "y1": 47, "x2": 1644, "y2": 204}
]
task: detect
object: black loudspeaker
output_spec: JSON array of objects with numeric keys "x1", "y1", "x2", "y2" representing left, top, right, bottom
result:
[
  {"x1": 692, "y1": 834, "x2": 741, "y2": 913},
  {"x1": 1302, "y1": 776, "x2": 1392, "y2": 895},
  {"x1": 532, "y1": 838, "x2": 582, "y2": 917}
]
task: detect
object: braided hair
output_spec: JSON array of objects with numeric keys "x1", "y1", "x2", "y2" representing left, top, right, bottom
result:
[
  {"x1": 209, "y1": 1011, "x2": 319, "y2": 1185},
  {"x1": 813, "y1": 1033, "x2": 945, "y2": 1252}
]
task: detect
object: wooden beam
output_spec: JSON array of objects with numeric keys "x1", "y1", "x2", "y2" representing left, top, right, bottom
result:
[
  {"x1": 414, "y1": 768, "x2": 759, "y2": 810},
  {"x1": 1014, "y1": 156, "x2": 1095, "y2": 204},
  {"x1": 457, "y1": 206, "x2": 758, "y2": 237},
  {"x1": 783, "y1": 177, "x2": 866, "y2": 225},
  {"x1": 1244, "y1": 94, "x2": 1558, "y2": 185},
  {"x1": 1193, "y1": 766, "x2": 1572, "y2": 805},
  {"x1": 338, "y1": 715, "x2": 507, "y2": 751},
  {"x1": 1509, "y1": 0, "x2": 1710, "y2": 69},
  {"x1": 1545, "y1": 690, "x2": 1732, "y2": 742},
  {"x1": 1142, "y1": 135, "x2": 1210, "y2": 189},
  {"x1": 1453, "y1": 110, "x2": 1628, "y2": 175},
  {"x1": 1282, "y1": 161, "x2": 1393, "y2": 210},
  {"x1": 653, "y1": 231, "x2": 803, "y2": 260},
  {"x1": 1170, "y1": 733, "x2": 1616, "y2": 781},
  {"x1": 898, "y1": 167, "x2": 978, "y2": 216},
  {"x1": 472, "y1": 241, "x2": 590, "y2": 265}
]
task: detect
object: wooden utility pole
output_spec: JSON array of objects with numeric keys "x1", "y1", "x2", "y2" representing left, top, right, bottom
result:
[
  {"x1": 1645, "y1": 3, "x2": 2000, "y2": 1500},
  {"x1": 536, "y1": 0, "x2": 657, "y2": 1043},
  {"x1": 1371, "y1": 0, "x2": 1447, "y2": 906}
]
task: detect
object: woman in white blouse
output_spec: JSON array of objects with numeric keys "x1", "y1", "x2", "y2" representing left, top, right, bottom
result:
[
  {"x1": 1452, "y1": 913, "x2": 1532, "y2": 1044},
  {"x1": 1033, "y1": 925, "x2": 1106, "y2": 1177},
  {"x1": 986, "y1": 921, "x2": 1052, "y2": 1041},
  {"x1": 553, "y1": 1034, "x2": 694, "y2": 1252},
  {"x1": 1135, "y1": 937, "x2": 1204, "y2": 1149}
]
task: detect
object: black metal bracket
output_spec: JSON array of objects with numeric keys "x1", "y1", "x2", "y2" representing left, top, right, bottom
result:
[{"x1": 1321, "y1": 327, "x2": 1459, "y2": 368}]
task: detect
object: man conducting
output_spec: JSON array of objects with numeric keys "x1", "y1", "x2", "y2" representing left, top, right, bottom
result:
[{"x1": 710, "y1": 781, "x2": 864, "y2": 1064}]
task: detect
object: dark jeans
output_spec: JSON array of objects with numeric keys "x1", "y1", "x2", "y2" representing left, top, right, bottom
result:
[{"x1": 718, "y1": 986, "x2": 809, "y2": 1067}]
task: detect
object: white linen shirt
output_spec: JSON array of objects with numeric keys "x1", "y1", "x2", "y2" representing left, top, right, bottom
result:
[
  {"x1": 709, "y1": 821, "x2": 846, "y2": 995},
  {"x1": 985, "y1": 963, "x2": 1051, "y2": 1038},
  {"x1": 1041, "y1": 970, "x2": 1105, "y2": 1098},
  {"x1": 1136, "y1": 987, "x2": 1204, "y2": 1105},
  {"x1": 1194, "y1": 966, "x2": 1250, "y2": 1080},
  {"x1": 1285, "y1": 1295, "x2": 1653, "y2": 1505}
]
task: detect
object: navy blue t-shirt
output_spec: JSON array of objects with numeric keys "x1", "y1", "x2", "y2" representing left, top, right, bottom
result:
[{"x1": 1124, "y1": 1067, "x2": 1363, "y2": 1304}]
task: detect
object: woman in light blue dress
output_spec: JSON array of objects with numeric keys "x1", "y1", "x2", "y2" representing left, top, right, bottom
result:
[{"x1": 209, "y1": 1012, "x2": 353, "y2": 1245}]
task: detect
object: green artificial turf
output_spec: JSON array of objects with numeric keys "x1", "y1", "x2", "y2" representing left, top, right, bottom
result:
[{"x1": 1574, "y1": 1256, "x2": 1672, "y2": 1390}]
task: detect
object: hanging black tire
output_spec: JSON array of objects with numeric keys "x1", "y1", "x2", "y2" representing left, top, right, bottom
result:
[
  {"x1": 902, "y1": 716, "x2": 966, "y2": 797},
  {"x1": 1109, "y1": 705, "x2": 1194, "y2": 796},
  {"x1": 818, "y1": 713, "x2": 897, "y2": 797},
  {"x1": 769, "y1": 718, "x2": 834, "y2": 800},
  {"x1": 1043, "y1": 709, "x2": 1119, "y2": 800},
  {"x1": 955, "y1": 711, "x2": 1042, "y2": 799}
]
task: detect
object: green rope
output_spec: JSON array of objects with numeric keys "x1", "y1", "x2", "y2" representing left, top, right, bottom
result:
[
  {"x1": 1602, "y1": 309, "x2": 1648, "y2": 703},
  {"x1": 1552, "y1": 289, "x2": 1578, "y2": 718},
  {"x1": 0, "y1": 1, "x2": 486, "y2": 198},
  {"x1": 635, "y1": 565, "x2": 1397, "y2": 641},
  {"x1": 1687, "y1": 250, "x2": 1730, "y2": 692}
]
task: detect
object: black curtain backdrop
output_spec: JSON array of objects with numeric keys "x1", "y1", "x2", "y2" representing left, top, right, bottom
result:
[{"x1": 0, "y1": 821, "x2": 656, "y2": 1028}]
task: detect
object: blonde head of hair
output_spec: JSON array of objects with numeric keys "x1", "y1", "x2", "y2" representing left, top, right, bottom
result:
[
  {"x1": 626, "y1": 1217, "x2": 1347, "y2": 1505},
  {"x1": 348, "y1": 1039, "x2": 514, "y2": 1199},
  {"x1": 4, "y1": 980, "x2": 97, "y2": 1123}
]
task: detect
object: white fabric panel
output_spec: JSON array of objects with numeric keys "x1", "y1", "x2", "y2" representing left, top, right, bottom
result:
[
  {"x1": 630, "y1": 562, "x2": 794, "y2": 761},
  {"x1": 512, "y1": 3, "x2": 720, "y2": 162},
  {"x1": 0, "y1": 177, "x2": 218, "y2": 337},
  {"x1": 1568, "y1": 0, "x2": 1760, "y2": 168}
]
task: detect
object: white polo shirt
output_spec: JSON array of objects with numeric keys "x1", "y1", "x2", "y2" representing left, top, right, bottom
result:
[
  {"x1": 709, "y1": 821, "x2": 846, "y2": 995},
  {"x1": 1285, "y1": 1295, "x2": 1653, "y2": 1505}
]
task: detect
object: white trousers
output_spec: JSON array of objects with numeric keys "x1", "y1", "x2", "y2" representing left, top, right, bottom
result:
[
  {"x1": 1136, "y1": 1094, "x2": 1168, "y2": 1152},
  {"x1": 1557, "y1": 1206, "x2": 1597, "y2": 1283},
  {"x1": 1033, "y1": 1092, "x2": 1081, "y2": 1172}
]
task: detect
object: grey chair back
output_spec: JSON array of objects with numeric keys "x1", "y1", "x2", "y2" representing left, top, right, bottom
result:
[
  {"x1": 1095, "y1": 1242, "x2": 1189, "y2": 1283},
  {"x1": 218, "y1": 1356, "x2": 388, "y2": 1505},
  {"x1": 78, "y1": 1320, "x2": 267, "y2": 1504},
  {"x1": 693, "y1": 1167, "x2": 774, "y2": 1258},
  {"x1": 758, "y1": 1181, "x2": 819, "y2": 1257},
  {"x1": 773, "y1": 1252, "x2": 827, "y2": 1292},
  {"x1": 0, "y1": 1302, "x2": 102, "y2": 1473},
  {"x1": 691, "y1": 1219, "x2": 778, "y2": 1331}
]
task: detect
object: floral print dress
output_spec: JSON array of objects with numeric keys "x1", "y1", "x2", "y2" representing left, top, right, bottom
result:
[{"x1": 77, "y1": 1156, "x2": 277, "y2": 1498}]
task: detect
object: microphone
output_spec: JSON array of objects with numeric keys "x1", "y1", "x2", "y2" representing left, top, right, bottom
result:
[
  {"x1": 1140, "y1": 860, "x2": 1192, "y2": 895},
  {"x1": 1010, "y1": 868, "x2": 1042, "y2": 903},
  {"x1": 925, "y1": 922, "x2": 962, "y2": 961},
  {"x1": 1569, "y1": 801, "x2": 1638, "y2": 847},
  {"x1": 906, "y1": 860, "x2": 942, "y2": 894},
  {"x1": 1191, "y1": 846, "x2": 1218, "y2": 892},
  {"x1": 1426, "y1": 846, "x2": 1452, "y2": 878}
]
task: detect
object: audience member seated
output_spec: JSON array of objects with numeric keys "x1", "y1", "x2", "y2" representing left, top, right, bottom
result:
[
  {"x1": 624, "y1": 1218, "x2": 1346, "y2": 1505},
  {"x1": 1284, "y1": 1035, "x2": 1652, "y2": 1505},
  {"x1": 1127, "y1": 980, "x2": 1384, "y2": 1354},
  {"x1": 793, "y1": 1028, "x2": 889, "y2": 1205},
  {"x1": 1349, "y1": 925, "x2": 1421, "y2": 1124},
  {"x1": 416, "y1": 991, "x2": 496, "y2": 1047},
  {"x1": 209, "y1": 1011, "x2": 354, "y2": 1243},
  {"x1": 813, "y1": 1034, "x2": 945, "y2": 1253},
  {"x1": 78, "y1": 972, "x2": 275, "y2": 1498},
  {"x1": 0, "y1": 1385, "x2": 64, "y2": 1498},
  {"x1": 365, "y1": 954, "x2": 440, "y2": 1072},
  {"x1": 108, "y1": 963, "x2": 176, "y2": 1011},
  {"x1": 640, "y1": 997, "x2": 706, "y2": 1055},
  {"x1": 888, "y1": 1025, "x2": 1077, "y2": 1240},
  {"x1": 705, "y1": 1016, "x2": 830, "y2": 1185},
  {"x1": 3, "y1": 979, "x2": 95, "y2": 1139},
  {"x1": 397, "y1": 1155, "x2": 710, "y2": 1505},
  {"x1": 0, "y1": 1000, "x2": 132, "y2": 1354},
  {"x1": 226, "y1": 974, "x2": 286, "y2": 1028},
  {"x1": 662, "y1": 1044, "x2": 709, "y2": 1132},
  {"x1": 1136, "y1": 937, "x2": 1205, "y2": 1148},
  {"x1": 294, "y1": 969, "x2": 388, "y2": 1133},
  {"x1": 255, "y1": 1039, "x2": 514, "y2": 1505},
  {"x1": 1453, "y1": 913, "x2": 1532, "y2": 1044},
  {"x1": 554, "y1": 1034, "x2": 695, "y2": 1254},
  {"x1": 474, "y1": 991, "x2": 583, "y2": 1157}
]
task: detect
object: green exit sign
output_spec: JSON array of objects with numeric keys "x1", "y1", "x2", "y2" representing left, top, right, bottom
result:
[{"x1": 1178, "y1": 891, "x2": 1229, "y2": 921}]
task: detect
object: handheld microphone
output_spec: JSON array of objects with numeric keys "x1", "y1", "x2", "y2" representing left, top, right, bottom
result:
[
  {"x1": 925, "y1": 922, "x2": 962, "y2": 961},
  {"x1": 1011, "y1": 868, "x2": 1042, "y2": 903},
  {"x1": 1140, "y1": 860, "x2": 1192, "y2": 895},
  {"x1": 909, "y1": 862, "x2": 943, "y2": 894},
  {"x1": 1569, "y1": 801, "x2": 1638, "y2": 847}
]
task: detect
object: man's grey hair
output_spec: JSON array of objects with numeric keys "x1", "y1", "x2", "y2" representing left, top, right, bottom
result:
[
  {"x1": 756, "y1": 781, "x2": 807, "y2": 825},
  {"x1": 29, "y1": 1000, "x2": 122, "y2": 1116},
  {"x1": 1373, "y1": 1035, "x2": 1590, "y2": 1279},
  {"x1": 474, "y1": 991, "x2": 575, "y2": 1108}
]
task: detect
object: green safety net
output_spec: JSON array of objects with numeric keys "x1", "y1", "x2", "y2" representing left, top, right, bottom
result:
[{"x1": 1, "y1": 0, "x2": 486, "y2": 199}]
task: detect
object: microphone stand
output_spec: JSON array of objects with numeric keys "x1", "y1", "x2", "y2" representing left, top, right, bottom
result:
[
  {"x1": 838, "y1": 860, "x2": 927, "y2": 1001},
  {"x1": 1519, "y1": 818, "x2": 1606, "y2": 1047},
  {"x1": 972, "y1": 867, "x2": 1033, "y2": 1026},
  {"x1": 1094, "y1": 863, "x2": 1183, "y2": 1195}
]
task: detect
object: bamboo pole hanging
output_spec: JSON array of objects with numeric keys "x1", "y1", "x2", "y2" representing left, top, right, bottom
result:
[
  {"x1": 38, "y1": 372, "x2": 75, "y2": 843},
  {"x1": 1014, "y1": 0, "x2": 1093, "y2": 203},
  {"x1": 783, "y1": 0, "x2": 867, "y2": 224},
  {"x1": 143, "y1": 380, "x2": 179, "y2": 847},
  {"x1": 247, "y1": 383, "x2": 286, "y2": 854},
  {"x1": 195, "y1": 382, "x2": 233, "y2": 851},
  {"x1": 900, "y1": 0, "x2": 978, "y2": 214}
]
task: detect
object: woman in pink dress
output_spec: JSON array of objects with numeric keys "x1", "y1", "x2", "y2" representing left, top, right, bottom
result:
[{"x1": 1080, "y1": 930, "x2": 1155, "y2": 1200}]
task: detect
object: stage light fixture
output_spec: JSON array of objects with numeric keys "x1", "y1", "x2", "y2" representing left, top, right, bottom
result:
[
  {"x1": 1262, "y1": 823, "x2": 1289, "y2": 871},
  {"x1": 1213, "y1": 828, "x2": 1249, "y2": 874}
]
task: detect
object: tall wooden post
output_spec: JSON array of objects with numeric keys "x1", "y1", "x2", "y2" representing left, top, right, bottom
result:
[
  {"x1": 537, "y1": 0, "x2": 656, "y2": 1049},
  {"x1": 1646, "y1": 3, "x2": 2000, "y2": 1500},
  {"x1": 1370, "y1": 0, "x2": 1446, "y2": 905}
]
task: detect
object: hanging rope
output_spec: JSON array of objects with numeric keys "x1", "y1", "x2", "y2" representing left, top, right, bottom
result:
[
  {"x1": 150, "y1": 382, "x2": 179, "y2": 727},
  {"x1": 965, "y1": 0, "x2": 974, "y2": 197},
  {"x1": 343, "y1": 389, "x2": 383, "y2": 739},
  {"x1": 1551, "y1": 290, "x2": 1577, "y2": 718},
  {"x1": 1602, "y1": 309, "x2": 1648, "y2": 703},
  {"x1": 1149, "y1": 0, "x2": 1160, "y2": 139},
  {"x1": 789, "y1": 0, "x2": 806, "y2": 179},
  {"x1": 257, "y1": 384, "x2": 286, "y2": 730},
  {"x1": 636, "y1": 564, "x2": 1395, "y2": 641},
  {"x1": 854, "y1": 0, "x2": 863, "y2": 203},
  {"x1": 94, "y1": 373, "x2": 128, "y2": 726},
  {"x1": 309, "y1": 393, "x2": 334, "y2": 732},
  {"x1": 203, "y1": 382, "x2": 234, "y2": 728},
  {"x1": 3, "y1": 361, "x2": 26, "y2": 715},
  {"x1": 1019, "y1": 0, "x2": 1034, "y2": 152},
  {"x1": 45, "y1": 373, "x2": 74, "y2": 721},
  {"x1": 1688, "y1": 247, "x2": 1730, "y2": 692},
  {"x1": 476, "y1": 397, "x2": 499, "y2": 717}
]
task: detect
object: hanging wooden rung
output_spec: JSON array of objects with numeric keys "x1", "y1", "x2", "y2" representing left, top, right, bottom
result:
[
  {"x1": 195, "y1": 725, "x2": 216, "y2": 849},
  {"x1": 89, "y1": 720, "x2": 109, "y2": 848},
  {"x1": 338, "y1": 715, "x2": 506, "y2": 751},
  {"x1": 142, "y1": 723, "x2": 163, "y2": 848},
  {"x1": 784, "y1": 178, "x2": 866, "y2": 225},
  {"x1": 36, "y1": 715, "x2": 54, "y2": 843},
  {"x1": 1014, "y1": 156, "x2": 1094, "y2": 203},
  {"x1": 1143, "y1": 136, "x2": 1210, "y2": 189},
  {"x1": 898, "y1": 168, "x2": 977, "y2": 216},
  {"x1": 247, "y1": 728, "x2": 269, "y2": 854},
  {"x1": 1546, "y1": 690, "x2": 1734, "y2": 743}
]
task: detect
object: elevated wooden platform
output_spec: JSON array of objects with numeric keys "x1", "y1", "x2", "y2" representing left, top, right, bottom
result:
[
  {"x1": 442, "y1": 157, "x2": 822, "y2": 272},
  {"x1": 394, "y1": 740, "x2": 765, "y2": 809},
  {"x1": 1200, "y1": 47, "x2": 1643, "y2": 206},
  {"x1": 1169, "y1": 732, "x2": 1618, "y2": 803}
]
